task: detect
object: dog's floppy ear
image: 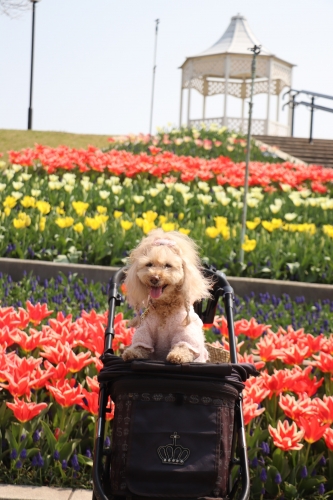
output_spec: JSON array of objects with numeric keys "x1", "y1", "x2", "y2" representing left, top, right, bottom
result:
[
  {"x1": 180, "y1": 258, "x2": 212, "y2": 324},
  {"x1": 125, "y1": 257, "x2": 149, "y2": 312}
]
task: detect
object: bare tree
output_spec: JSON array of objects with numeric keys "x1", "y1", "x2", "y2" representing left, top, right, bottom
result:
[{"x1": 0, "y1": 0, "x2": 30, "y2": 17}]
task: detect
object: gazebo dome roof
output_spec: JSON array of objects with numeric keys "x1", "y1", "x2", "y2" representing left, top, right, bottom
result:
[{"x1": 193, "y1": 13, "x2": 272, "y2": 57}]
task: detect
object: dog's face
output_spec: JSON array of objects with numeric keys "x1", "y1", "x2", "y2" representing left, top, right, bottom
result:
[{"x1": 136, "y1": 245, "x2": 184, "y2": 301}]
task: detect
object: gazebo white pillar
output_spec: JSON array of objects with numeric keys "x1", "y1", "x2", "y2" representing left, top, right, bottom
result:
[
  {"x1": 223, "y1": 55, "x2": 230, "y2": 126},
  {"x1": 187, "y1": 61, "x2": 193, "y2": 126},
  {"x1": 179, "y1": 73, "x2": 183, "y2": 127},
  {"x1": 241, "y1": 80, "x2": 246, "y2": 134},
  {"x1": 202, "y1": 78, "x2": 208, "y2": 120}
]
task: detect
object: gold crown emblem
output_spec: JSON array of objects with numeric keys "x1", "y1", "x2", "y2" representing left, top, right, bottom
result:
[{"x1": 157, "y1": 432, "x2": 190, "y2": 466}]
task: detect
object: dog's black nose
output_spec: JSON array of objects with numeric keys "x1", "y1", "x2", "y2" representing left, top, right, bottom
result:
[{"x1": 150, "y1": 276, "x2": 160, "y2": 285}]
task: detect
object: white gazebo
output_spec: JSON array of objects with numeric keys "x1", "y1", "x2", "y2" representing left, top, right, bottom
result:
[{"x1": 179, "y1": 14, "x2": 295, "y2": 136}]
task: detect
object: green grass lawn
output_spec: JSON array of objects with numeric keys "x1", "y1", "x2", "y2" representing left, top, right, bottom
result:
[{"x1": 0, "y1": 129, "x2": 112, "y2": 161}]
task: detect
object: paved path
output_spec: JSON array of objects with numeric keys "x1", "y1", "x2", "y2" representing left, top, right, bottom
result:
[{"x1": 0, "y1": 486, "x2": 92, "y2": 500}]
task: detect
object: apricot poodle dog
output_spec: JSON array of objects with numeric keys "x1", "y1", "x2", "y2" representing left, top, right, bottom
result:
[{"x1": 122, "y1": 229, "x2": 211, "y2": 364}]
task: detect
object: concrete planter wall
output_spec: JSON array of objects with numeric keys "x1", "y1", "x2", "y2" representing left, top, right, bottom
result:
[{"x1": 1, "y1": 257, "x2": 332, "y2": 302}]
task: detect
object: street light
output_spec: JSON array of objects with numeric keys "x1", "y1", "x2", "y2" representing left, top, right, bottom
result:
[
  {"x1": 149, "y1": 19, "x2": 160, "y2": 136},
  {"x1": 27, "y1": 0, "x2": 40, "y2": 130}
]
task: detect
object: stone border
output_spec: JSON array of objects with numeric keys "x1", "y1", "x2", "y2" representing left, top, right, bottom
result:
[
  {"x1": 1, "y1": 257, "x2": 332, "y2": 302},
  {"x1": 0, "y1": 485, "x2": 91, "y2": 500}
]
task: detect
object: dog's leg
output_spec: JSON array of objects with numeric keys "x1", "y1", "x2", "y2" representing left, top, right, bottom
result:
[
  {"x1": 122, "y1": 346, "x2": 151, "y2": 362},
  {"x1": 166, "y1": 345, "x2": 195, "y2": 364}
]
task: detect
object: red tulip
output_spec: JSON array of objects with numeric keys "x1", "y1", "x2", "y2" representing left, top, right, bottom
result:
[
  {"x1": 268, "y1": 420, "x2": 304, "y2": 451},
  {"x1": 26, "y1": 301, "x2": 53, "y2": 326},
  {"x1": 324, "y1": 428, "x2": 333, "y2": 451},
  {"x1": 311, "y1": 352, "x2": 333, "y2": 374},
  {"x1": 252, "y1": 334, "x2": 281, "y2": 362},
  {"x1": 6, "y1": 397, "x2": 47, "y2": 422},
  {"x1": 313, "y1": 396, "x2": 333, "y2": 425},
  {"x1": 297, "y1": 416, "x2": 330, "y2": 444},
  {"x1": 234, "y1": 317, "x2": 271, "y2": 340},
  {"x1": 46, "y1": 379, "x2": 83, "y2": 407},
  {"x1": 278, "y1": 345, "x2": 311, "y2": 365},
  {"x1": 278, "y1": 394, "x2": 315, "y2": 421},
  {"x1": 242, "y1": 397, "x2": 265, "y2": 425}
]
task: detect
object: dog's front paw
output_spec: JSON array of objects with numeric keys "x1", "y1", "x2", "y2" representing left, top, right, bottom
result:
[
  {"x1": 122, "y1": 346, "x2": 151, "y2": 362},
  {"x1": 166, "y1": 345, "x2": 195, "y2": 364}
]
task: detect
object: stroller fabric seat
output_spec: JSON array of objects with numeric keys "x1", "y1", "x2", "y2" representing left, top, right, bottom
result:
[{"x1": 98, "y1": 353, "x2": 257, "y2": 500}]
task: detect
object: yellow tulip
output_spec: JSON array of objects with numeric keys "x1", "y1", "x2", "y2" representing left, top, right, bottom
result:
[
  {"x1": 205, "y1": 227, "x2": 220, "y2": 238},
  {"x1": 159, "y1": 215, "x2": 168, "y2": 224},
  {"x1": 3, "y1": 196, "x2": 17, "y2": 209},
  {"x1": 73, "y1": 222, "x2": 84, "y2": 233},
  {"x1": 220, "y1": 226, "x2": 230, "y2": 241},
  {"x1": 36, "y1": 201, "x2": 51, "y2": 215},
  {"x1": 4, "y1": 207, "x2": 11, "y2": 216},
  {"x1": 72, "y1": 201, "x2": 89, "y2": 216},
  {"x1": 323, "y1": 225, "x2": 333, "y2": 238},
  {"x1": 142, "y1": 220, "x2": 156, "y2": 234},
  {"x1": 161, "y1": 222, "x2": 175, "y2": 232},
  {"x1": 246, "y1": 219, "x2": 261, "y2": 230},
  {"x1": 97, "y1": 206, "x2": 107, "y2": 215},
  {"x1": 143, "y1": 211, "x2": 158, "y2": 223},
  {"x1": 85, "y1": 217, "x2": 102, "y2": 230},
  {"x1": 178, "y1": 228, "x2": 190, "y2": 235},
  {"x1": 55, "y1": 217, "x2": 74, "y2": 228},
  {"x1": 56, "y1": 207, "x2": 65, "y2": 215},
  {"x1": 242, "y1": 236, "x2": 257, "y2": 252},
  {"x1": 114, "y1": 210, "x2": 123, "y2": 219},
  {"x1": 178, "y1": 213, "x2": 185, "y2": 221},
  {"x1": 39, "y1": 217, "x2": 46, "y2": 232},
  {"x1": 214, "y1": 216, "x2": 228, "y2": 229},
  {"x1": 13, "y1": 212, "x2": 31, "y2": 229},
  {"x1": 120, "y1": 220, "x2": 133, "y2": 231},
  {"x1": 20, "y1": 196, "x2": 36, "y2": 208},
  {"x1": 135, "y1": 217, "x2": 144, "y2": 228}
]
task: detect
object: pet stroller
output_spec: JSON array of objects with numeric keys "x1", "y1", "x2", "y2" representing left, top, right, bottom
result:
[{"x1": 92, "y1": 267, "x2": 257, "y2": 500}]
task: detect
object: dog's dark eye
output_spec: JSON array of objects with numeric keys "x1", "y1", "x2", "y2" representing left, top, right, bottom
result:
[
  {"x1": 146, "y1": 262, "x2": 153, "y2": 267},
  {"x1": 165, "y1": 263, "x2": 172, "y2": 268}
]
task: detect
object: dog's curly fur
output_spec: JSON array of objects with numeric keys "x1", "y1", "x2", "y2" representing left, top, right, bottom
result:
[{"x1": 122, "y1": 229, "x2": 212, "y2": 364}]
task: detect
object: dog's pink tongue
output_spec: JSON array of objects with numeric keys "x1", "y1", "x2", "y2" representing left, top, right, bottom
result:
[{"x1": 150, "y1": 287, "x2": 163, "y2": 299}]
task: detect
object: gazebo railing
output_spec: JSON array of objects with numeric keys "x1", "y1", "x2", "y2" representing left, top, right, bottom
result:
[{"x1": 189, "y1": 117, "x2": 289, "y2": 136}]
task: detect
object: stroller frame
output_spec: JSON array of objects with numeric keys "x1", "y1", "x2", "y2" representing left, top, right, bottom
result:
[{"x1": 93, "y1": 267, "x2": 250, "y2": 500}]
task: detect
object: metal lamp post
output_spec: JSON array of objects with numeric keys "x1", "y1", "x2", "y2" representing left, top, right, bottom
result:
[
  {"x1": 239, "y1": 44, "x2": 261, "y2": 264},
  {"x1": 27, "y1": 0, "x2": 40, "y2": 130},
  {"x1": 149, "y1": 19, "x2": 160, "y2": 136}
]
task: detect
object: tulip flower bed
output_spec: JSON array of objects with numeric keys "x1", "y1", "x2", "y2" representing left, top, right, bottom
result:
[
  {"x1": 105, "y1": 125, "x2": 281, "y2": 163},
  {"x1": 1, "y1": 146, "x2": 333, "y2": 283},
  {"x1": 1, "y1": 272, "x2": 333, "y2": 334},
  {"x1": 1, "y1": 286, "x2": 333, "y2": 498}
]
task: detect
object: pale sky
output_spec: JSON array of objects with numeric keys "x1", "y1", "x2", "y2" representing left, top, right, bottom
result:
[{"x1": 1, "y1": 0, "x2": 333, "y2": 139}]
